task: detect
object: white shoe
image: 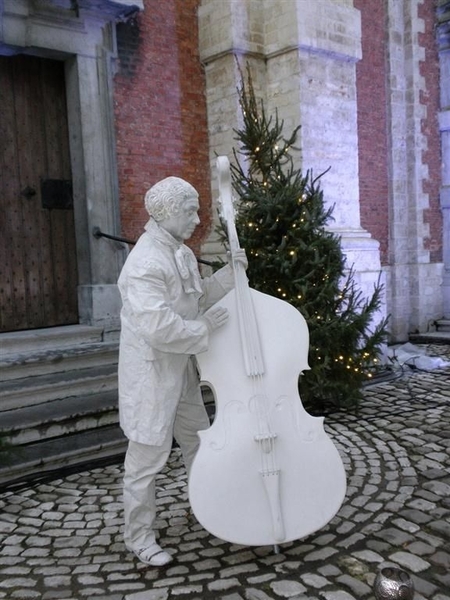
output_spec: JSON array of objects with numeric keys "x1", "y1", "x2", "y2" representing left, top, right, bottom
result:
[{"x1": 134, "y1": 545, "x2": 173, "y2": 567}]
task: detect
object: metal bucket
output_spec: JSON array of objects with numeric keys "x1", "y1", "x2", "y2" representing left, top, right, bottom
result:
[{"x1": 373, "y1": 567, "x2": 415, "y2": 600}]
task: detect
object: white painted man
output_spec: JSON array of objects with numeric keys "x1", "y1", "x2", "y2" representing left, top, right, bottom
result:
[{"x1": 117, "y1": 176, "x2": 246, "y2": 566}]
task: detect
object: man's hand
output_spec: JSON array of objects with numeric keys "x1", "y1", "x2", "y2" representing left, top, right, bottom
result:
[{"x1": 201, "y1": 305, "x2": 229, "y2": 332}]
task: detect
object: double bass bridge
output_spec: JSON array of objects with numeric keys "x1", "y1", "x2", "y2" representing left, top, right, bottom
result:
[{"x1": 254, "y1": 432, "x2": 277, "y2": 454}]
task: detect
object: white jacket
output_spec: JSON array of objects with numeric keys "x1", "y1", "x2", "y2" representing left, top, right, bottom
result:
[{"x1": 117, "y1": 219, "x2": 234, "y2": 445}]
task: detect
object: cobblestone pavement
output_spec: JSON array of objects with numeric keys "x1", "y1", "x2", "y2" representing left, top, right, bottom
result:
[{"x1": 0, "y1": 344, "x2": 449, "y2": 600}]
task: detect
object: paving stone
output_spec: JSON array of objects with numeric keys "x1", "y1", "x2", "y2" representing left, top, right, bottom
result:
[
  {"x1": 245, "y1": 589, "x2": 274, "y2": 600},
  {"x1": 410, "y1": 575, "x2": 439, "y2": 598},
  {"x1": 429, "y1": 550, "x2": 450, "y2": 570},
  {"x1": 303, "y1": 548, "x2": 338, "y2": 562},
  {"x1": 351, "y1": 550, "x2": 384, "y2": 563},
  {"x1": 125, "y1": 591, "x2": 169, "y2": 600},
  {"x1": 299, "y1": 574, "x2": 329, "y2": 589},
  {"x1": 428, "y1": 519, "x2": 450, "y2": 537},
  {"x1": 270, "y1": 580, "x2": 307, "y2": 597},
  {"x1": 320, "y1": 591, "x2": 356, "y2": 600},
  {"x1": 336, "y1": 574, "x2": 372, "y2": 597},
  {"x1": 388, "y1": 551, "x2": 431, "y2": 572},
  {"x1": 207, "y1": 578, "x2": 240, "y2": 591}
]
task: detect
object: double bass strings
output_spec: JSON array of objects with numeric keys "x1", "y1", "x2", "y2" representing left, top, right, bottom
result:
[{"x1": 232, "y1": 249, "x2": 278, "y2": 476}]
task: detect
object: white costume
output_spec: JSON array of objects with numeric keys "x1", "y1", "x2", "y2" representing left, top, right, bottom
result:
[{"x1": 118, "y1": 217, "x2": 234, "y2": 558}]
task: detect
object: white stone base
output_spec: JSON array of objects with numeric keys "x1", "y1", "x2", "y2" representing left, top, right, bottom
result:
[{"x1": 78, "y1": 284, "x2": 122, "y2": 331}]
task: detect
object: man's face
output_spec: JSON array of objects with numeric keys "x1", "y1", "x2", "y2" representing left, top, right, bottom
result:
[{"x1": 159, "y1": 195, "x2": 200, "y2": 241}]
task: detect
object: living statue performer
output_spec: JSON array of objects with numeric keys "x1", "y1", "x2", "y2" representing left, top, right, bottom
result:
[{"x1": 117, "y1": 176, "x2": 247, "y2": 567}]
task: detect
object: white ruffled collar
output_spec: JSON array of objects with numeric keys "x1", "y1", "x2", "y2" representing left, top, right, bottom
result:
[{"x1": 145, "y1": 218, "x2": 202, "y2": 295}]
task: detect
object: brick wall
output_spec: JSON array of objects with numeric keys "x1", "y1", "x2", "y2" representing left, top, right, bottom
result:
[
  {"x1": 354, "y1": 0, "x2": 389, "y2": 265},
  {"x1": 419, "y1": 0, "x2": 442, "y2": 263},
  {"x1": 113, "y1": 0, "x2": 211, "y2": 254}
]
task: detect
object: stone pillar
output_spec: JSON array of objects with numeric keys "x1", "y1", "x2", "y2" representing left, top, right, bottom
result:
[
  {"x1": 199, "y1": 0, "x2": 384, "y2": 318},
  {"x1": 198, "y1": 0, "x2": 267, "y2": 259},
  {"x1": 385, "y1": 0, "x2": 444, "y2": 339},
  {"x1": 438, "y1": 1, "x2": 450, "y2": 319},
  {"x1": 264, "y1": 0, "x2": 383, "y2": 311},
  {"x1": 66, "y1": 38, "x2": 125, "y2": 330}
]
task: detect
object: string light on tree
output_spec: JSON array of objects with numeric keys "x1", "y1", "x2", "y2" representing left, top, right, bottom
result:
[{"x1": 224, "y1": 64, "x2": 388, "y2": 413}]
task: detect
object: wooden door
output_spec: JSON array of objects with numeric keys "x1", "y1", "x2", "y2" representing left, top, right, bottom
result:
[{"x1": 0, "y1": 55, "x2": 78, "y2": 332}]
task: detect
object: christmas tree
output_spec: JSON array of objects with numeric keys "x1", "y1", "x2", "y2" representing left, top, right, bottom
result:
[{"x1": 225, "y1": 68, "x2": 389, "y2": 413}]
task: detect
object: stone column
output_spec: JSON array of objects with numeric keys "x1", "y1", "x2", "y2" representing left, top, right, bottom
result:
[
  {"x1": 438, "y1": 1, "x2": 450, "y2": 319},
  {"x1": 198, "y1": 0, "x2": 267, "y2": 260},
  {"x1": 264, "y1": 0, "x2": 383, "y2": 311},
  {"x1": 199, "y1": 0, "x2": 384, "y2": 319},
  {"x1": 66, "y1": 41, "x2": 125, "y2": 330},
  {"x1": 385, "y1": 0, "x2": 444, "y2": 339}
]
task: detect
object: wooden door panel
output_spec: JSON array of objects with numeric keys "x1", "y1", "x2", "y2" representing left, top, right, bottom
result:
[
  {"x1": 40, "y1": 59, "x2": 78, "y2": 325},
  {"x1": 0, "y1": 58, "x2": 27, "y2": 330},
  {"x1": 0, "y1": 55, "x2": 78, "y2": 332}
]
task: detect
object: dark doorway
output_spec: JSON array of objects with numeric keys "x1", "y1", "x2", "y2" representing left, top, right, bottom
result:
[{"x1": 0, "y1": 55, "x2": 78, "y2": 332}]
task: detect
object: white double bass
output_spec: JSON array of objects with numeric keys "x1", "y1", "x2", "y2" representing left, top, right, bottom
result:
[{"x1": 189, "y1": 156, "x2": 347, "y2": 547}]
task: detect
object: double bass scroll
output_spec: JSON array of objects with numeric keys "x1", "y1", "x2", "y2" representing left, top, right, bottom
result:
[{"x1": 189, "y1": 156, "x2": 347, "y2": 547}]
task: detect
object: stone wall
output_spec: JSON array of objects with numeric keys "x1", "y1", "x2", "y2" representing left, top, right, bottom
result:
[
  {"x1": 199, "y1": 0, "x2": 385, "y2": 331},
  {"x1": 198, "y1": 0, "x2": 443, "y2": 341},
  {"x1": 438, "y1": 0, "x2": 450, "y2": 319}
]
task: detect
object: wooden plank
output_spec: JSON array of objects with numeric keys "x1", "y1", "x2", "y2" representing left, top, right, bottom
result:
[
  {"x1": 40, "y1": 58, "x2": 78, "y2": 325},
  {"x1": 14, "y1": 56, "x2": 48, "y2": 328},
  {"x1": 0, "y1": 57, "x2": 28, "y2": 331}
]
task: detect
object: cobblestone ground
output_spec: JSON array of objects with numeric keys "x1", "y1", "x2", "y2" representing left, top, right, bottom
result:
[{"x1": 0, "y1": 344, "x2": 449, "y2": 600}]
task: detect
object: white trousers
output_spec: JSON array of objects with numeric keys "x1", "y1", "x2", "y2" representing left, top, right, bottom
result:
[{"x1": 122, "y1": 359, "x2": 210, "y2": 553}]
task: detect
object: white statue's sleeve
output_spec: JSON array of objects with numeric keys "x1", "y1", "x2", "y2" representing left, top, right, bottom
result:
[
  {"x1": 199, "y1": 264, "x2": 235, "y2": 312},
  {"x1": 122, "y1": 265, "x2": 210, "y2": 355}
]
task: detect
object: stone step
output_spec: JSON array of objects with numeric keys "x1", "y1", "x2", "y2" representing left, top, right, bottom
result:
[
  {"x1": 0, "y1": 324, "x2": 105, "y2": 354},
  {"x1": 0, "y1": 341, "x2": 119, "y2": 382},
  {"x1": 409, "y1": 330, "x2": 450, "y2": 344},
  {"x1": 435, "y1": 318, "x2": 450, "y2": 332},
  {"x1": 0, "y1": 363, "x2": 118, "y2": 411},
  {"x1": 0, "y1": 390, "x2": 119, "y2": 446},
  {"x1": 0, "y1": 324, "x2": 123, "y2": 489},
  {"x1": 0, "y1": 424, "x2": 127, "y2": 488}
]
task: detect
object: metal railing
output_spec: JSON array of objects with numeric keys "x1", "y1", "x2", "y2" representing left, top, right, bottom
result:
[{"x1": 93, "y1": 227, "x2": 218, "y2": 268}]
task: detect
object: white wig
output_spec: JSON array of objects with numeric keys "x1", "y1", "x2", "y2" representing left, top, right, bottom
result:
[{"x1": 144, "y1": 177, "x2": 198, "y2": 222}]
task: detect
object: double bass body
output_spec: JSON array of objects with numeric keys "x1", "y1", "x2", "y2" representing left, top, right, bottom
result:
[{"x1": 188, "y1": 157, "x2": 347, "y2": 547}]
